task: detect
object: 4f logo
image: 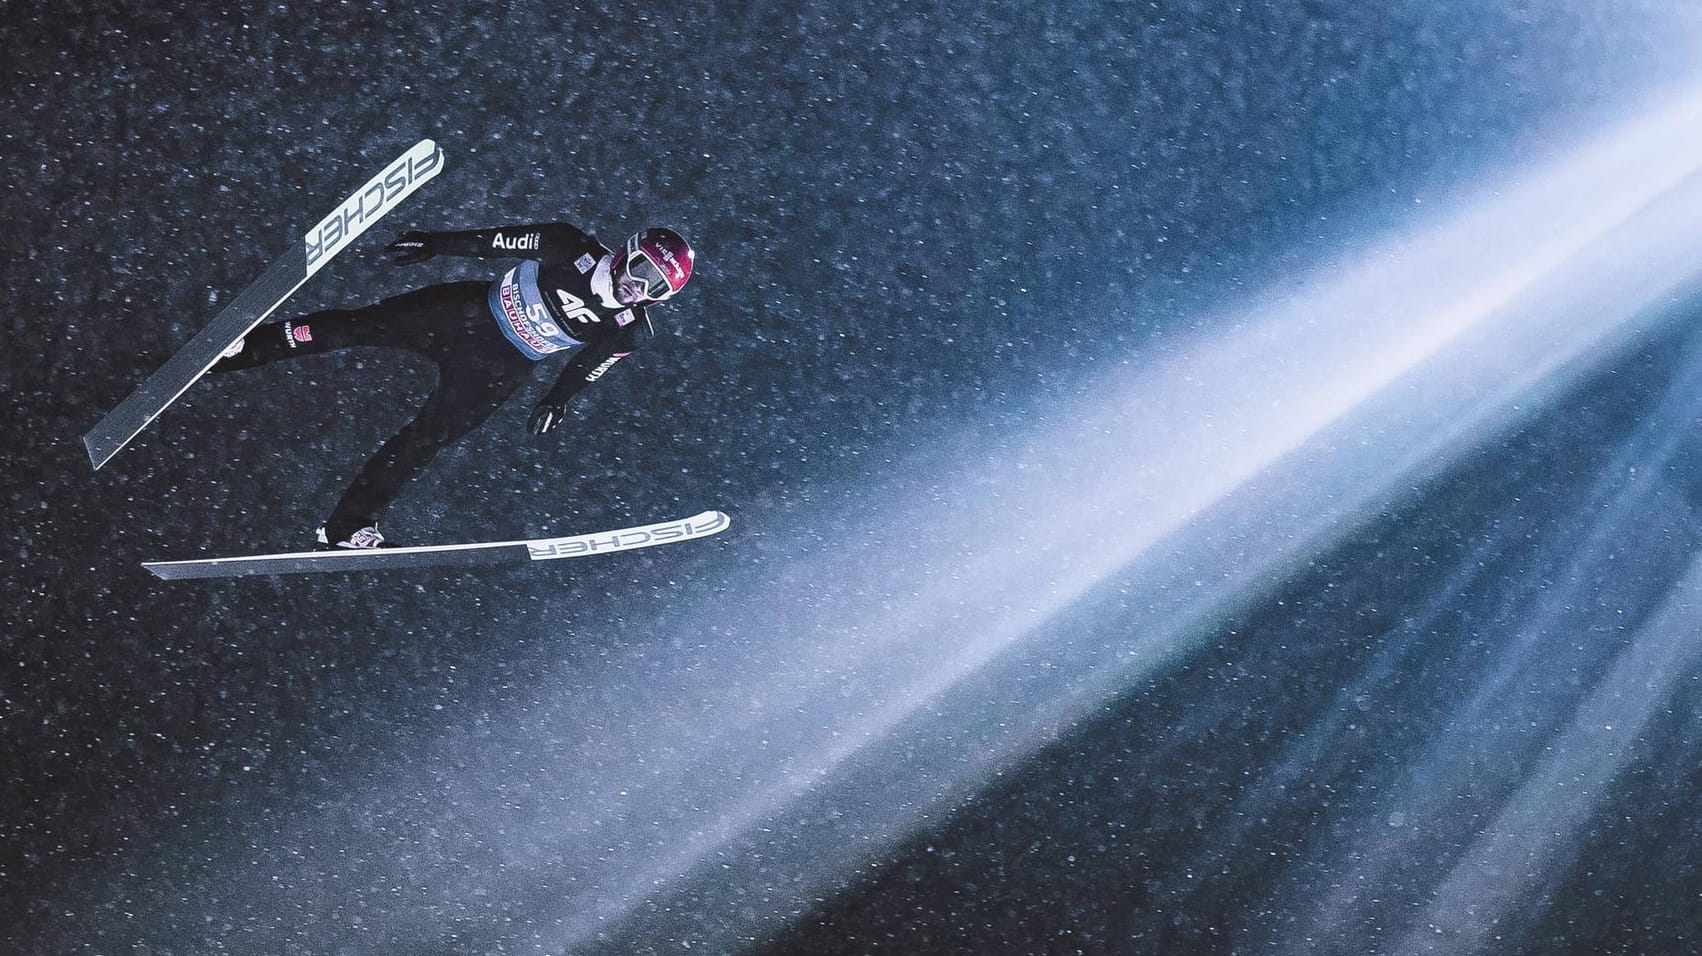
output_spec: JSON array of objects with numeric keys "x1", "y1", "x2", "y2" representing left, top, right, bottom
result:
[{"x1": 554, "y1": 289, "x2": 601, "y2": 324}]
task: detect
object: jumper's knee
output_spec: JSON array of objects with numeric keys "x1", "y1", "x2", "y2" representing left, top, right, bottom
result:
[
  {"x1": 207, "y1": 318, "x2": 323, "y2": 373},
  {"x1": 207, "y1": 335, "x2": 266, "y2": 373}
]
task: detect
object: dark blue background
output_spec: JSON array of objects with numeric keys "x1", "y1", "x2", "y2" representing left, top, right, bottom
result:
[{"x1": 5, "y1": 1, "x2": 1700, "y2": 953}]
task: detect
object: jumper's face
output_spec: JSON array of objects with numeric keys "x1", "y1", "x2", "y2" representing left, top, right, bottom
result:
[
  {"x1": 613, "y1": 236, "x2": 678, "y2": 306},
  {"x1": 625, "y1": 249, "x2": 672, "y2": 299},
  {"x1": 615, "y1": 268, "x2": 650, "y2": 306}
]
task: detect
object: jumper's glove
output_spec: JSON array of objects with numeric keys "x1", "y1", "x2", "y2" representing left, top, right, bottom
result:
[
  {"x1": 384, "y1": 230, "x2": 435, "y2": 265},
  {"x1": 527, "y1": 401, "x2": 567, "y2": 436}
]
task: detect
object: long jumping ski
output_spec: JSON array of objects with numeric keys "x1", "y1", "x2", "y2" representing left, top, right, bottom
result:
[
  {"x1": 82, "y1": 138, "x2": 446, "y2": 470},
  {"x1": 143, "y1": 510, "x2": 731, "y2": 580}
]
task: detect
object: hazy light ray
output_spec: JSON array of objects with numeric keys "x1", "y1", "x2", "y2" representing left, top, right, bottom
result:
[
  {"x1": 1435, "y1": 346, "x2": 1702, "y2": 735},
  {"x1": 1255, "y1": 342, "x2": 1702, "y2": 955},
  {"x1": 539, "y1": 86, "x2": 1702, "y2": 952},
  {"x1": 1158, "y1": 528, "x2": 1517, "y2": 885},
  {"x1": 594, "y1": 79, "x2": 1702, "y2": 776},
  {"x1": 590, "y1": 83, "x2": 1702, "y2": 735},
  {"x1": 1392, "y1": 557, "x2": 1702, "y2": 955},
  {"x1": 1447, "y1": 409, "x2": 1702, "y2": 723}
]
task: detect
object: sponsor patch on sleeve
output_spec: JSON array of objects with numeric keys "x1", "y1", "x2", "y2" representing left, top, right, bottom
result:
[
  {"x1": 615, "y1": 309, "x2": 635, "y2": 327},
  {"x1": 575, "y1": 253, "x2": 596, "y2": 274}
]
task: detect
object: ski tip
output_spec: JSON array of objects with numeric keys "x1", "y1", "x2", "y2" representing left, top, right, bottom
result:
[
  {"x1": 414, "y1": 138, "x2": 446, "y2": 179},
  {"x1": 682, "y1": 509, "x2": 732, "y2": 536},
  {"x1": 694, "y1": 509, "x2": 733, "y2": 539}
]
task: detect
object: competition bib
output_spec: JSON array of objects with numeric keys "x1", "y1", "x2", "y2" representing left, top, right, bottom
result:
[{"x1": 488, "y1": 260, "x2": 583, "y2": 360}]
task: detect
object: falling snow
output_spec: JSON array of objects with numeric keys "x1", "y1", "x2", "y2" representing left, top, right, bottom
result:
[{"x1": 7, "y1": 2, "x2": 1702, "y2": 955}]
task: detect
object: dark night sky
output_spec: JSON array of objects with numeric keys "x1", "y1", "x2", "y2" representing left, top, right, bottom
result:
[{"x1": 6, "y1": 1, "x2": 1702, "y2": 953}]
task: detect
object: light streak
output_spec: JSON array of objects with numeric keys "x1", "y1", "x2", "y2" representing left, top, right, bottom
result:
[
  {"x1": 533, "y1": 81, "x2": 1702, "y2": 953},
  {"x1": 54, "y1": 81, "x2": 1702, "y2": 956}
]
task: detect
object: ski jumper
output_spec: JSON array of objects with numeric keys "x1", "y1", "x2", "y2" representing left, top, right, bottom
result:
[{"x1": 211, "y1": 222, "x2": 654, "y2": 534}]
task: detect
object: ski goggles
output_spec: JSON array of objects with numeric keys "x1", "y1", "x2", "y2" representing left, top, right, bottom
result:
[{"x1": 621, "y1": 237, "x2": 676, "y2": 301}]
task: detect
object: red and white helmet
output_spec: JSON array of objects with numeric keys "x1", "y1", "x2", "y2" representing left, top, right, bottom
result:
[{"x1": 612, "y1": 227, "x2": 694, "y2": 304}]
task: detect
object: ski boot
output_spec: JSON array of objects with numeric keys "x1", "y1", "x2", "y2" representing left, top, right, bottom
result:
[{"x1": 316, "y1": 516, "x2": 398, "y2": 550}]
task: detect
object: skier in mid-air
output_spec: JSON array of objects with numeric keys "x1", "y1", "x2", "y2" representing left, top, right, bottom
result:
[{"x1": 211, "y1": 220, "x2": 695, "y2": 550}]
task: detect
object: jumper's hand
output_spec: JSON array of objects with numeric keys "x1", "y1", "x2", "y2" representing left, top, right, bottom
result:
[
  {"x1": 384, "y1": 230, "x2": 434, "y2": 265},
  {"x1": 528, "y1": 401, "x2": 566, "y2": 436}
]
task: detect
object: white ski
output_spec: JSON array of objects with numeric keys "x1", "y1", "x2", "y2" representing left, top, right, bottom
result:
[
  {"x1": 143, "y1": 510, "x2": 731, "y2": 580},
  {"x1": 83, "y1": 138, "x2": 446, "y2": 470}
]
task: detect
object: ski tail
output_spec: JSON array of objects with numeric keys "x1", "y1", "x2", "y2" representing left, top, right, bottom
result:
[
  {"x1": 81, "y1": 249, "x2": 307, "y2": 470},
  {"x1": 82, "y1": 138, "x2": 445, "y2": 470}
]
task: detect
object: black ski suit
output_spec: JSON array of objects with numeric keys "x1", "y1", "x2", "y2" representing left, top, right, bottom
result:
[{"x1": 211, "y1": 222, "x2": 656, "y2": 538}]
